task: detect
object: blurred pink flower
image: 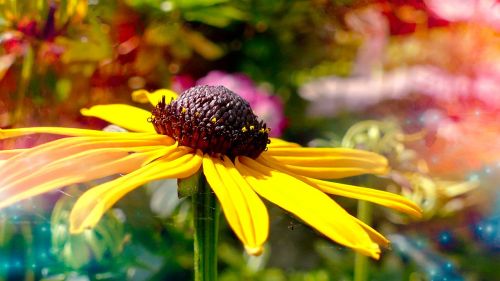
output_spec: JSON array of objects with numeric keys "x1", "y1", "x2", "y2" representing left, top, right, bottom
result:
[
  {"x1": 299, "y1": 70, "x2": 409, "y2": 116},
  {"x1": 171, "y1": 74, "x2": 196, "y2": 94},
  {"x1": 424, "y1": 0, "x2": 500, "y2": 29},
  {"x1": 196, "y1": 71, "x2": 286, "y2": 137},
  {"x1": 299, "y1": 65, "x2": 500, "y2": 116},
  {"x1": 345, "y1": 7, "x2": 389, "y2": 76},
  {"x1": 418, "y1": 105, "x2": 500, "y2": 175}
]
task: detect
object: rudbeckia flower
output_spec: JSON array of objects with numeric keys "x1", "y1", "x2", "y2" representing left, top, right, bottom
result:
[{"x1": 0, "y1": 85, "x2": 421, "y2": 259}]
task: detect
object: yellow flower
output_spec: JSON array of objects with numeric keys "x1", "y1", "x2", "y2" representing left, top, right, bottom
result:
[{"x1": 0, "y1": 86, "x2": 421, "y2": 259}]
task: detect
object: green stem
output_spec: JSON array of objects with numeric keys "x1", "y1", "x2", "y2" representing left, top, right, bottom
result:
[
  {"x1": 192, "y1": 174, "x2": 220, "y2": 281},
  {"x1": 14, "y1": 45, "x2": 34, "y2": 125},
  {"x1": 354, "y1": 200, "x2": 372, "y2": 281},
  {"x1": 20, "y1": 223, "x2": 34, "y2": 281}
]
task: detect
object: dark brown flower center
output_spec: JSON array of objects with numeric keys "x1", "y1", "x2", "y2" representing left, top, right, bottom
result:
[{"x1": 150, "y1": 85, "x2": 270, "y2": 158}]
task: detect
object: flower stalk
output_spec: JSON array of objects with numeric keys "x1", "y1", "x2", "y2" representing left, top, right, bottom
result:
[
  {"x1": 354, "y1": 200, "x2": 372, "y2": 281},
  {"x1": 191, "y1": 172, "x2": 220, "y2": 281}
]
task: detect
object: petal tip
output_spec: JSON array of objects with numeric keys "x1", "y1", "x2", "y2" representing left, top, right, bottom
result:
[
  {"x1": 80, "y1": 108, "x2": 91, "y2": 116},
  {"x1": 412, "y1": 206, "x2": 424, "y2": 219},
  {"x1": 402, "y1": 198, "x2": 424, "y2": 219},
  {"x1": 69, "y1": 223, "x2": 86, "y2": 234},
  {"x1": 69, "y1": 203, "x2": 105, "y2": 235},
  {"x1": 69, "y1": 215, "x2": 98, "y2": 234},
  {"x1": 353, "y1": 243, "x2": 381, "y2": 260},
  {"x1": 367, "y1": 243, "x2": 382, "y2": 260},
  {"x1": 245, "y1": 245, "x2": 264, "y2": 256},
  {"x1": 132, "y1": 89, "x2": 178, "y2": 106},
  {"x1": 131, "y1": 90, "x2": 150, "y2": 103}
]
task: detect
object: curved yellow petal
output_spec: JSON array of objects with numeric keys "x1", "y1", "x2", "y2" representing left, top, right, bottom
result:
[
  {"x1": 236, "y1": 156, "x2": 381, "y2": 259},
  {"x1": 0, "y1": 148, "x2": 169, "y2": 209},
  {"x1": 0, "y1": 149, "x2": 27, "y2": 160},
  {"x1": 2, "y1": 145, "x2": 168, "y2": 187},
  {"x1": 69, "y1": 149, "x2": 202, "y2": 233},
  {"x1": 266, "y1": 147, "x2": 387, "y2": 164},
  {"x1": 352, "y1": 217, "x2": 390, "y2": 247},
  {"x1": 0, "y1": 135, "x2": 173, "y2": 186},
  {"x1": 312, "y1": 179, "x2": 422, "y2": 218},
  {"x1": 267, "y1": 138, "x2": 300, "y2": 148},
  {"x1": 0, "y1": 127, "x2": 157, "y2": 140},
  {"x1": 263, "y1": 160, "x2": 387, "y2": 179},
  {"x1": 203, "y1": 155, "x2": 269, "y2": 255},
  {"x1": 257, "y1": 156, "x2": 422, "y2": 218},
  {"x1": 81, "y1": 104, "x2": 155, "y2": 133},
  {"x1": 265, "y1": 155, "x2": 386, "y2": 168},
  {"x1": 132, "y1": 89, "x2": 178, "y2": 106},
  {"x1": 261, "y1": 148, "x2": 388, "y2": 179}
]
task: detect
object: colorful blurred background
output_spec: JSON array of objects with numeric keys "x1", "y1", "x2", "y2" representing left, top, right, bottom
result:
[{"x1": 0, "y1": 0, "x2": 499, "y2": 280}]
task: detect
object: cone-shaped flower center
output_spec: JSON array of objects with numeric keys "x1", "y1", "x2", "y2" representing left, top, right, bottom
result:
[{"x1": 151, "y1": 85, "x2": 270, "y2": 158}]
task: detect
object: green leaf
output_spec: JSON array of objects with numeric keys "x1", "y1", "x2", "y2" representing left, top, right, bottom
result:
[
  {"x1": 173, "y1": 0, "x2": 229, "y2": 9},
  {"x1": 183, "y1": 5, "x2": 247, "y2": 27}
]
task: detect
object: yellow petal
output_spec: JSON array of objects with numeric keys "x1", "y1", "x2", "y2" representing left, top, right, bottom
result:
[
  {"x1": 261, "y1": 154, "x2": 388, "y2": 179},
  {"x1": 81, "y1": 104, "x2": 155, "y2": 133},
  {"x1": 312, "y1": 179, "x2": 422, "y2": 218},
  {"x1": 266, "y1": 155, "x2": 385, "y2": 168},
  {"x1": 0, "y1": 127, "x2": 157, "y2": 139},
  {"x1": 0, "y1": 135, "x2": 173, "y2": 186},
  {"x1": 132, "y1": 89, "x2": 178, "y2": 106},
  {"x1": 352, "y1": 217, "x2": 390, "y2": 247},
  {"x1": 69, "y1": 149, "x2": 202, "y2": 233},
  {"x1": 0, "y1": 149, "x2": 27, "y2": 160},
  {"x1": 257, "y1": 156, "x2": 422, "y2": 218},
  {"x1": 203, "y1": 155, "x2": 269, "y2": 255},
  {"x1": 266, "y1": 147, "x2": 387, "y2": 164},
  {"x1": 280, "y1": 165, "x2": 387, "y2": 179},
  {"x1": 236, "y1": 156, "x2": 381, "y2": 259},
  {"x1": 262, "y1": 147, "x2": 388, "y2": 179},
  {"x1": 267, "y1": 138, "x2": 301, "y2": 148},
  {"x1": 0, "y1": 148, "x2": 169, "y2": 209}
]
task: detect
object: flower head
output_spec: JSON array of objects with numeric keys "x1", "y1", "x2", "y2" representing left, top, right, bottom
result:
[
  {"x1": 151, "y1": 85, "x2": 269, "y2": 158},
  {"x1": 0, "y1": 85, "x2": 421, "y2": 258},
  {"x1": 196, "y1": 71, "x2": 286, "y2": 137}
]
